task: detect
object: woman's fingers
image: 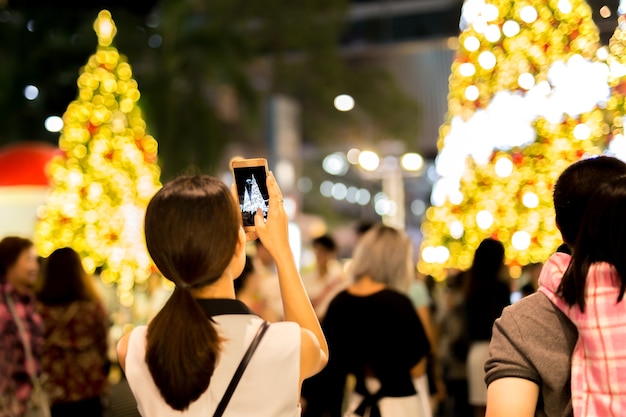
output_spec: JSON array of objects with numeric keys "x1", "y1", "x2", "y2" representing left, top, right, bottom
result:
[{"x1": 266, "y1": 172, "x2": 284, "y2": 210}]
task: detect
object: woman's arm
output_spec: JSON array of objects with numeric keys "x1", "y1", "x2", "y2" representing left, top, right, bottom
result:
[
  {"x1": 486, "y1": 377, "x2": 539, "y2": 417},
  {"x1": 254, "y1": 172, "x2": 329, "y2": 382},
  {"x1": 116, "y1": 331, "x2": 130, "y2": 371}
]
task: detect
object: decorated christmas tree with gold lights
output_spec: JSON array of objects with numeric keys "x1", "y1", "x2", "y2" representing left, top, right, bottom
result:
[
  {"x1": 35, "y1": 10, "x2": 161, "y2": 305},
  {"x1": 418, "y1": 0, "x2": 613, "y2": 279},
  {"x1": 604, "y1": 13, "x2": 626, "y2": 157}
]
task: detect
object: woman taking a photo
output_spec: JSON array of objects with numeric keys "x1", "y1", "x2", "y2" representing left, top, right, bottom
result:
[{"x1": 117, "y1": 171, "x2": 328, "y2": 416}]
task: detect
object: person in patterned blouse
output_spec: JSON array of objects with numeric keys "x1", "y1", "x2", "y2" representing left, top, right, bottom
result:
[
  {"x1": 36, "y1": 247, "x2": 109, "y2": 417},
  {"x1": 0, "y1": 236, "x2": 44, "y2": 417}
]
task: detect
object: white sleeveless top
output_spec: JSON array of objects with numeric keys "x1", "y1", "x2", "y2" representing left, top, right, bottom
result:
[{"x1": 126, "y1": 313, "x2": 301, "y2": 417}]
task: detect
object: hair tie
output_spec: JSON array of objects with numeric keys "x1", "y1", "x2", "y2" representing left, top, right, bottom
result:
[{"x1": 178, "y1": 281, "x2": 192, "y2": 289}]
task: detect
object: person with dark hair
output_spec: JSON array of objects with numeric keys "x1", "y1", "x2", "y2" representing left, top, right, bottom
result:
[
  {"x1": 36, "y1": 247, "x2": 110, "y2": 417},
  {"x1": 465, "y1": 238, "x2": 510, "y2": 417},
  {"x1": 234, "y1": 255, "x2": 279, "y2": 322},
  {"x1": 307, "y1": 224, "x2": 430, "y2": 417},
  {"x1": 485, "y1": 155, "x2": 626, "y2": 417},
  {"x1": 538, "y1": 175, "x2": 626, "y2": 415},
  {"x1": 302, "y1": 234, "x2": 347, "y2": 320},
  {"x1": 116, "y1": 172, "x2": 328, "y2": 416},
  {"x1": 0, "y1": 236, "x2": 44, "y2": 416}
]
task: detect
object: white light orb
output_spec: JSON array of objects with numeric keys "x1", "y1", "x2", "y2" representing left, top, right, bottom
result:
[
  {"x1": 334, "y1": 94, "x2": 355, "y2": 112},
  {"x1": 411, "y1": 199, "x2": 426, "y2": 216},
  {"x1": 478, "y1": 51, "x2": 496, "y2": 70},
  {"x1": 421, "y1": 246, "x2": 450, "y2": 263},
  {"x1": 358, "y1": 150, "x2": 380, "y2": 171},
  {"x1": 346, "y1": 148, "x2": 361, "y2": 164},
  {"x1": 322, "y1": 152, "x2": 349, "y2": 176},
  {"x1": 597, "y1": 46, "x2": 609, "y2": 61},
  {"x1": 512, "y1": 231, "x2": 531, "y2": 250},
  {"x1": 573, "y1": 123, "x2": 591, "y2": 140},
  {"x1": 459, "y1": 62, "x2": 476, "y2": 77},
  {"x1": 331, "y1": 182, "x2": 348, "y2": 200},
  {"x1": 557, "y1": 0, "x2": 572, "y2": 14},
  {"x1": 449, "y1": 191, "x2": 464, "y2": 205},
  {"x1": 401, "y1": 153, "x2": 424, "y2": 171},
  {"x1": 24, "y1": 85, "x2": 39, "y2": 100},
  {"x1": 465, "y1": 85, "x2": 480, "y2": 101},
  {"x1": 502, "y1": 20, "x2": 520, "y2": 37},
  {"x1": 346, "y1": 186, "x2": 359, "y2": 204},
  {"x1": 375, "y1": 198, "x2": 396, "y2": 216},
  {"x1": 449, "y1": 220, "x2": 464, "y2": 239},
  {"x1": 483, "y1": 4, "x2": 499, "y2": 21},
  {"x1": 484, "y1": 24, "x2": 501, "y2": 42},
  {"x1": 520, "y1": 6, "x2": 538, "y2": 23},
  {"x1": 518, "y1": 72, "x2": 535, "y2": 90},
  {"x1": 44, "y1": 116, "x2": 63, "y2": 133},
  {"x1": 522, "y1": 191, "x2": 539, "y2": 208},
  {"x1": 476, "y1": 210, "x2": 494, "y2": 230},
  {"x1": 494, "y1": 157, "x2": 513, "y2": 177},
  {"x1": 356, "y1": 189, "x2": 371, "y2": 205},
  {"x1": 464, "y1": 36, "x2": 480, "y2": 52},
  {"x1": 320, "y1": 180, "x2": 333, "y2": 197}
]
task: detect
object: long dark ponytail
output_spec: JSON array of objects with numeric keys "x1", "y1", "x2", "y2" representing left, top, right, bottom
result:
[{"x1": 144, "y1": 175, "x2": 240, "y2": 410}]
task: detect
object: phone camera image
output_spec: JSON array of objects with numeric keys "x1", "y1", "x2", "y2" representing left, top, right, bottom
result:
[{"x1": 234, "y1": 166, "x2": 269, "y2": 227}]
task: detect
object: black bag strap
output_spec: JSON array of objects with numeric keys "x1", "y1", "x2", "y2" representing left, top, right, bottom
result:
[{"x1": 212, "y1": 320, "x2": 270, "y2": 417}]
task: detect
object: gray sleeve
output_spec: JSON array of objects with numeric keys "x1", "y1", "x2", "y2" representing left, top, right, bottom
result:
[
  {"x1": 485, "y1": 298, "x2": 541, "y2": 386},
  {"x1": 484, "y1": 293, "x2": 577, "y2": 417}
]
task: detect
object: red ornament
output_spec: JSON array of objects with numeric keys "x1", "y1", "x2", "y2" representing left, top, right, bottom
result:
[{"x1": 615, "y1": 81, "x2": 626, "y2": 96}]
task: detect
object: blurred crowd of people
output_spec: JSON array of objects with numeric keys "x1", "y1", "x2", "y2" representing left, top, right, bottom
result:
[{"x1": 4, "y1": 155, "x2": 626, "y2": 417}]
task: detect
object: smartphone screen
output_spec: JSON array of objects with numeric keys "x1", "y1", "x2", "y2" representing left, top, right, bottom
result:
[{"x1": 233, "y1": 165, "x2": 269, "y2": 227}]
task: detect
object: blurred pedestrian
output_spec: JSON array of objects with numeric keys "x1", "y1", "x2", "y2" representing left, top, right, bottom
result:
[
  {"x1": 465, "y1": 238, "x2": 510, "y2": 417},
  {"x1": 302, "y1": 234, "x2": 347, "y2": 321},
  {"x1": 0, "y1": 236, "x2": 44, "y2": 417},
  {"x1": 37, "y1": 247, "x2": 109, "y2": 417},
  {"x1": 307, "y1": 224, "x2": 430, "y2": 417},
  {"x1": 234, "y1": 255, "x2": 279, "y2": 322}
]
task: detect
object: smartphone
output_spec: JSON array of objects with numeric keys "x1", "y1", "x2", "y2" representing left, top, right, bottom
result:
[{"x1": 231, "y1": 158, "x2": 270, "y2": 230}]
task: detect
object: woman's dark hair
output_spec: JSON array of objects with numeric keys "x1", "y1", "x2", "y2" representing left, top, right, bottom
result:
[
  {"x1": 234, "y1": 255, "x2": 254, "y2": 295},
  {"x1": 0, "y1": 236, "x2": 34, "y2": 281},
  {"x1": 559, "y1": 175, "x2": 626, "y2": 312},
  {"x1": 466, "y1": 238, "x2": 505, "y2": 298},
  {"x1": 312, "y1": 234, "x2": 337, "y2": 252},
  {"x1": 37, "y1": 247, "x2": 99, "y2": 305},
  {"x1": 553, "y1": 156, "x2": 626, "y2": 246},
  {"x1": 144, "y1": 175, "x2": 240, "y2": 411}
]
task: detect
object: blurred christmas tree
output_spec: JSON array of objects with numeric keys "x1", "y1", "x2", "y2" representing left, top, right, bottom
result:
[
  {"x1": 34, "y1": 10, "x2": 162, "y2": 305},
  {"x1": 418, "y1": 0, "x2": 614, "y2": 279},
  {"x1": 604, "y1": 12, "x2": 626, "y2": 158}
]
